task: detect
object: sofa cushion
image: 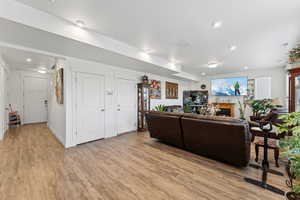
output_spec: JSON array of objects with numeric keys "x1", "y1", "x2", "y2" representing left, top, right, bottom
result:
[
  {"x1": 181, "y1": 117, "x2": 251, "y2": 167},
  {"x1": 145, "y1": 112, "x2": 184, "y2": 147},
  {"x1": 182, "y1": 113, "x2": 245, "y2": 123},
  {"x1": 147, "y1": 111, "x2": 183, "y2": 117}
]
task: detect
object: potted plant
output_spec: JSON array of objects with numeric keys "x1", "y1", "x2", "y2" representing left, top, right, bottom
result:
[
  {"x1": 183, "y1": 105, "x2": 193, "y2": 113},
  {"x1": 249, "y1": 99, "x2": 274, "y2": 121},
  {"x1": 278, "y1": 112, "x2": 300, "y2": 199},
  {"x1": 237, "y1": 94, "x2": 254, "y2": 120},
  {"x1": 154, "y1": 105, "x2": 167, "y2": 112},
  {"x1": 289, "y1": 44, "x2": 300, "y2": 64}
]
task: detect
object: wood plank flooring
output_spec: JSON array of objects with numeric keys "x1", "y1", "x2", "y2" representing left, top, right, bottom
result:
[{"x1": 0, "y1": 123, "x2": 288, "y2": 200}]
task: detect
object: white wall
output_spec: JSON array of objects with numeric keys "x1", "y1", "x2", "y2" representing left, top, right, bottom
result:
[
  {"x1": 143, "y1": 74, "x2": 191, "y2": 110},
  {"x1": 0, "y1": 55, "x2": 9, "y2": 140},
  {"x1": 47, "y1": 60, "x2": 67, "y2": 146},
  {"x1": 192, "y1": 67, "x2": 287, "y2": 118},
  {"x1": 65, "y1": 57, "x2": 193, "y2": 147}
]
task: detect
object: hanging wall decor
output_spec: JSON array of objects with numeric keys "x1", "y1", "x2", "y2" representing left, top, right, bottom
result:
[
  {"x1": 55, "y1": 68, "x2": 64, "y2": 104},
  {"x1": 149, "y1": 79, "x2": 161, "y2": 99},
  {"x1": 166, "y1": 81, "x2": 178, "y2": 99}
]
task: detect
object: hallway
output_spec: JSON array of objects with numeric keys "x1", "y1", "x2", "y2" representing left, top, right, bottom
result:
[{"x1": 0, "y1": 124, "x2": 288, "y2": 200}]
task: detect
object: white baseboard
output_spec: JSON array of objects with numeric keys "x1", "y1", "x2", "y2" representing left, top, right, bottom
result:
[
  {"x1": 47, "y1": 123, "x2": 66, "y2": 147},
  {"x1": 0, "y1": 127, "x2": 9, "y2": 140}
]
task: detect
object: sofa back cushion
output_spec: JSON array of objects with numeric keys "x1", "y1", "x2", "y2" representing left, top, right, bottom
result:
[
  {"x1": 145, "y1": 112, "x2": 184, "y2": 147},
  {"x1": 182, "y1": 113, "x2": 244, "y2": 123},
  {"x1": 181, "y1": 117, "x2": 251, "y2": 167}
]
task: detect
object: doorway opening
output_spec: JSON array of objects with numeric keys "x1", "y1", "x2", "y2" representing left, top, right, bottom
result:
[{"x1": 0, "y1": 46, "x2": 57, "y2": 127}]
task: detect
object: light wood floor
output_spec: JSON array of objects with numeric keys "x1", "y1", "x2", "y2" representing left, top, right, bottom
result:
[{"x1": 0, "y1": 123, "x2": 288, "y2": 200}]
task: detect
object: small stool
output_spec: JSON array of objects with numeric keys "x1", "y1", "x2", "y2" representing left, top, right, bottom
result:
[{"x1": 255, "y1": 139, "x2": 280, "y2": 167}]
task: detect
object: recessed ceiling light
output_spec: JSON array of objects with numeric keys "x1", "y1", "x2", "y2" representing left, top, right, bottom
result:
[
  {"x1": 26, "y1": 58, "x2": 32, "y2": 62},
  {"x1": 282, "y1": 42, "x2": 289, "y2": 47},
  {"x1": 212, "y1": 21, "x2": 222, "y2": 29},
  {"x1": 140, "y1": 52, "x2": 151, "y2": 60},
  {"x1": 37, "y1": 70, "x2": 47, "y2": 74},
  {"x1": 244, "y1": 66, "x2": 249, "y2": 70},
  {"x1": 229, "y1": 45, "x2": 237, "y2": 51},
  {"x1": 169, "y1": 58, "x2": 180, "y2": 64},
  {"x1": 168, "y1": 62, "x2": 177, "y2": 69},
  {"x1": 201, "y1": 72, "x2": 206, "y2": 76},
  {"x1": 39, "y1": 66, "x2": 47, "y2": 70},
  {"x1": 207, "y1": 61, "x2": 221, "y2": 68},
  {"x1": 75, "y1": 20, "x2": 85, "y2": 28}
]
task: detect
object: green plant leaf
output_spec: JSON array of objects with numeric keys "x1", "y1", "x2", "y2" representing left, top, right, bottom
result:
[
  {"x1": 278, "y1": 112, "x2": 300, "y2": 193},
  {"x1": 154, "y1": 104, "x2": 167, "y2": 112}
]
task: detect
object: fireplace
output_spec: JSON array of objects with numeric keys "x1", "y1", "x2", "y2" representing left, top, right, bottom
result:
[
  {"x1": 216, "y1": 108, "x2": 231, "y2": 117},
  {"x1": 212, "y1": 103, "x2": 235, "y2": 117}
]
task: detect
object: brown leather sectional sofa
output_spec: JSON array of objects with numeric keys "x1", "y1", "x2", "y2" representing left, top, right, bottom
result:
[{"x1": 145, "y1": 111, "x2": 252, "y2": 167}]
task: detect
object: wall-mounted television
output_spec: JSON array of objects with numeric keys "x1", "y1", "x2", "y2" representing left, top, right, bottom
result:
[{"x1": 211, "y1": 77, "x2": 248, "y2": 96}]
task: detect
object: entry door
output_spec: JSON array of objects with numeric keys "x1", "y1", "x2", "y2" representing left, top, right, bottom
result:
[
  {"x1": 76, "y1": 73, "x2": 105, "y2": 144},
  {"x1": 116, "y1": 78, "x2": 137, "y2": 134},
  {"x1": 23, "y1": 76, "x2": 48, "y2": 124}
]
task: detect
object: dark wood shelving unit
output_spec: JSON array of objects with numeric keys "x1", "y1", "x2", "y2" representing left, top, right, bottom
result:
[
  {"x1": 288, "y1": 67, "x2": 300, "y2": 112},
  {"x1": 137, "y1": 83, "x2": 150, "y2": 132}
]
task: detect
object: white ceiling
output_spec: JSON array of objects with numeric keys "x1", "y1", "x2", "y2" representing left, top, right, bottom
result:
[
  {"x1": 0, "y1": 46, "x2": 56, "y2": 71},
  {"x1": 9, "y1": 0, "x2": 300, "y2": 75},
  {"x1": 0, "y1": 18, "x2": 191, "y2": 79}
]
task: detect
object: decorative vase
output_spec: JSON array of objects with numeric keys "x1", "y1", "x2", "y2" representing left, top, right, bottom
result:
[{"x1": 142, "y1": 75, "x2": 149, "y2": 84}]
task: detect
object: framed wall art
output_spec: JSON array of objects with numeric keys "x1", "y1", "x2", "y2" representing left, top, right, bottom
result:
[
  {"x1": 55, "y1": 68, "x2": 64, "y2": 104},
  {"x1": 166, "y1": 81, "x2": 178, "y2": 99},
  {"x1": 149, "y1": 80, "x2": 161, "y2": 99}
]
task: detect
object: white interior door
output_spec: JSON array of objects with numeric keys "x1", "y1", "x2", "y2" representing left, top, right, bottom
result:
[
  {"x1": 116, "y1": 78, "x2": 137, "y2": 134},
  {"x1": 0, "y1": 69, "x2": 3, "y2": 137},
  {"x1": 76, "y1": 73, "x2": 105, "y2": 144},
  {"x1": 23, "y1": 76, "x2": 48, "y2": 124}
]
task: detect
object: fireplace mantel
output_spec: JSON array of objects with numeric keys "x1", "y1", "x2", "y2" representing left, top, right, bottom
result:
[{"x1": 212, "y1": 103, "x2": 235, "y2": 118}]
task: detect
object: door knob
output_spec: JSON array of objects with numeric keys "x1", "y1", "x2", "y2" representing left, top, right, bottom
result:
[
  {"x1": 101, "y1": 109, "x2": 105, "y2": 111},
  {"x1": 117, "y1": 109, "x2": 120, "y2": 111}
]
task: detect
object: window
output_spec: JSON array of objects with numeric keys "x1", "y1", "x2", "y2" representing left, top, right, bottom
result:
[{"x1": 255, "y1": 77, "x2": 271, "y2": 99}]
